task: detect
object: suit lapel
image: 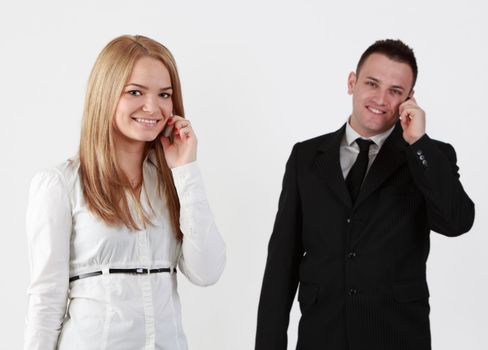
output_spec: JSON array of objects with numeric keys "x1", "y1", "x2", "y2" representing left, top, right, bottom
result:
[
  {"x1": 312, "y1": 122, "x2": 408, "y2": 210},
  {"x1": 313, "y1": 124, "x2": 352, "y2": 208},
  {"x1": 354, "y1": 123, "x2": 408, "y2": 208}
]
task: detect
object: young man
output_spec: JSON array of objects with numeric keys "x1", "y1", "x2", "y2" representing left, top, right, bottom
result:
[{"x1": 255, "y1": 39, "x2": 474, "y2": 350}]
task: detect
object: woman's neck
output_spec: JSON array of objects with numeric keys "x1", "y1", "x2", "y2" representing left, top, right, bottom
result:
[{"x1": 114, "y1": 137, "x2": 146, "y2": 188}]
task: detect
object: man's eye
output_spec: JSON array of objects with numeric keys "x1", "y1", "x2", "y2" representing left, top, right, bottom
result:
[
  {"x1": 391, "y1": 89, "x2": 402, "y2": 95},
  {"x1": 128, "y1": 90, "x2": 142, "y2": 96},
  {"x1": 366, "y1": 81, "x2": 377, "y2": 87},
  {"x1": 160, "y1": 92, "x2": 171, "y2": 99}
]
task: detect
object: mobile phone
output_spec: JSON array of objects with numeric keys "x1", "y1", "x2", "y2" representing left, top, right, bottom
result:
[
  {"x1": 404, "y1": 97, "x2": 414, "y2": 119},
  {"x1": 399, "y1": 96, "x2": 413, "y2": 120},
  {"x1": 162, "y1": 123, "x2": 174, "y2": 138},
  {"x1": 161, "y1": 113, "x2": 175, "y2": 143}
]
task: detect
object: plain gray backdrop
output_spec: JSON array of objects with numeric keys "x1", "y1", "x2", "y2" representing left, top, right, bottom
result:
[{"x1": 1, "y1": 0, "x2": 486, "y2": 349}]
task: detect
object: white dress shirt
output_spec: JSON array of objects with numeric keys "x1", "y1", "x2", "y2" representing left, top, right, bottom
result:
[
  {"x1": 24, "y1": 152, "x2": 226, "y2": 350},
  {"x1": 339, "y1": 121, "x2": 395, "y2": 179}
]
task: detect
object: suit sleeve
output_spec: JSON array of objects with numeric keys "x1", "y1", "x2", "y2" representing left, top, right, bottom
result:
[
  {"x1": 406, "y1": 134, "x2": 475, "y2": 236},
  {"x1": 255, "y1": 144, "x2": 304, "y2": 350}
]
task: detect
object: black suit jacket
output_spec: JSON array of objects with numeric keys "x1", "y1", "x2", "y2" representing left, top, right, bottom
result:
[{"x1": 255, "y1": 122, "x2": 474, "y2": 350}]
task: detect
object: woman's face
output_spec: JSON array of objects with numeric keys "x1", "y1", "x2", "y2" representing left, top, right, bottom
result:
[{"x1": 113, "y1": 56, "x2": 173, "y2": 145}]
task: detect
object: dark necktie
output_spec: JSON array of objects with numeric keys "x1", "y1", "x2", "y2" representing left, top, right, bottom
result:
[{"x1": 346, "y1": 138, "x2": 374, "y2": 203}]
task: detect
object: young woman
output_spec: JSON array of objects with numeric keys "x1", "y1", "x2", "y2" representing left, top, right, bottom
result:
[{"x1": 24, "y1": 35, "x2": 226, "y2": 350}]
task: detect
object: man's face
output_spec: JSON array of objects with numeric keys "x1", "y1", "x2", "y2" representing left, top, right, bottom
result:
[{"x1": 348, "y1": 53, "x2": 414, "y2": 137}]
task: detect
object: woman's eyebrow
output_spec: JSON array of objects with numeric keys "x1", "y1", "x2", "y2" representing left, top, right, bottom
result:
[{"x1": 125, "y1": 83, "x2": 173, "y2": 91}]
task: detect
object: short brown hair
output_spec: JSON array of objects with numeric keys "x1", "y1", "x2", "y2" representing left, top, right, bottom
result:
[{"x1": 356, "y1": 39, "x2": 418, "y2": 90}]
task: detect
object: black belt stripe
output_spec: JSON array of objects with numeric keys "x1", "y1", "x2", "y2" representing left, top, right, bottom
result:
[{"x1": 69, "y1": 267, "x2": 175, "y2": 282}]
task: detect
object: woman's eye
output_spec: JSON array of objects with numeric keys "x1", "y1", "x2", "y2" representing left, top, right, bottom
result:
[
  {"x1": 160, "y1": 92, "x2": 171, "y2": 99},
  {"x1": 128, "y1": 90, "x2": 142, "y2": 96}
]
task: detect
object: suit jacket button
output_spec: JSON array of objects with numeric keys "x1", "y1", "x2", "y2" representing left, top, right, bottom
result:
[
  {"x1": 347, "y1": 252, "x2": 356, "y2": 259},
  {"x1": 422, "y1": 160, "x2": 428, "y2": 166},
  {"x1": 417, "y1": 149, "x2": 423, "y2": 155},
  {"x1": 419, "y1": 155, "x2": 425, "y2": 160},
  {"x1": 346, "y1": 218, "x2": 351, "y2": 223},
  {"x1": 348, "y1": 288, "x2": 358, "y2": 296}
]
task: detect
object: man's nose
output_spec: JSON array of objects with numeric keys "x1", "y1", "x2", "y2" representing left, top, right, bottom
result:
[{"x1": 373, "y1": 89, "x2": 388, "y2": 106}]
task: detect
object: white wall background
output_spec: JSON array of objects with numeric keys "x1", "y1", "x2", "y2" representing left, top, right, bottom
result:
[{"x1": 1, "y1": 0, "x2": 487, "y2": 349}]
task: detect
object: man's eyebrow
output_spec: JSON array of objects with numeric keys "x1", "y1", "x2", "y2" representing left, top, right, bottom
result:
[
  {"x1": 390, "y1": 85, "x2": 405, "y2": 91},
  {"x1": 365, "y1": 77, "x2": 405, "y2": 91},
  {"x1": 124, "y1": 83, "x2": 173, "y2": 91},
  {"x1": 365, "y1": 76, "x2": 380, "y2": 83}
]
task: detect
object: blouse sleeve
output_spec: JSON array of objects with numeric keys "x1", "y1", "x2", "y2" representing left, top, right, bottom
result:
[
  {"x1": 24, "y1": 169, "x2": 72, "y2": 350},
  {"x1": 171, "y1": 161, "x2": 226, "y2": 286}
]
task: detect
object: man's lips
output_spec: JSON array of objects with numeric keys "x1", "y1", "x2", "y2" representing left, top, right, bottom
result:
[{"x1": 366, "y1": 105, "x2": 386, "y2": 115}]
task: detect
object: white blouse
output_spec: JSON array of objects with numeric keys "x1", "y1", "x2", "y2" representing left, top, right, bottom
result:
[{"x1": 24, "y1": 153, "x2": 226, "y2": 350}]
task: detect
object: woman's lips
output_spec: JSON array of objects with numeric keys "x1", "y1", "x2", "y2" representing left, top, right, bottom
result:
[{"x1": 132, "y1": 117, "x2": 161, "y2": 127}]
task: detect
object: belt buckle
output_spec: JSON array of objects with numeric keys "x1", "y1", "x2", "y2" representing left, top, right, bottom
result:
[{"x1": 135, "y1": 268, "x2": 147, "y2": 274}]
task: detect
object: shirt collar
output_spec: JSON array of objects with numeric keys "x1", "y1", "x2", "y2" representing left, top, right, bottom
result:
[{"x1": 344, "y1": 118, "x2": 395, "y2": 148}]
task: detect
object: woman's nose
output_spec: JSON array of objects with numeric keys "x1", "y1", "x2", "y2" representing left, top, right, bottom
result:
[{"x1": 142, "y1": 95, "x2": 159, "y2": 114}]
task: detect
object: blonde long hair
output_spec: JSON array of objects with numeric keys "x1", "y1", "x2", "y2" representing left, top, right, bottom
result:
[{"x1": 79, "y1": 35, "x2": 183, "y2": 239}]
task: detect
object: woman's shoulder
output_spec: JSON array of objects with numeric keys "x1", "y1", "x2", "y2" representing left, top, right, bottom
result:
[{"x1": 31, "y1": 156, "x2": 80, "y2": 192}]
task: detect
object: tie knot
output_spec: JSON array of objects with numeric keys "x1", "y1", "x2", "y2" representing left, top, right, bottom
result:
[{"x1": 355, "y1": 138, "x2": 373, "y2": 153}]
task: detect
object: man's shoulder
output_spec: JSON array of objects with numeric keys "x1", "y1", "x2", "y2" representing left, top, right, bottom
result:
[{"x1": 293, "y1": 126, "x2": 345, "y2": 154}]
